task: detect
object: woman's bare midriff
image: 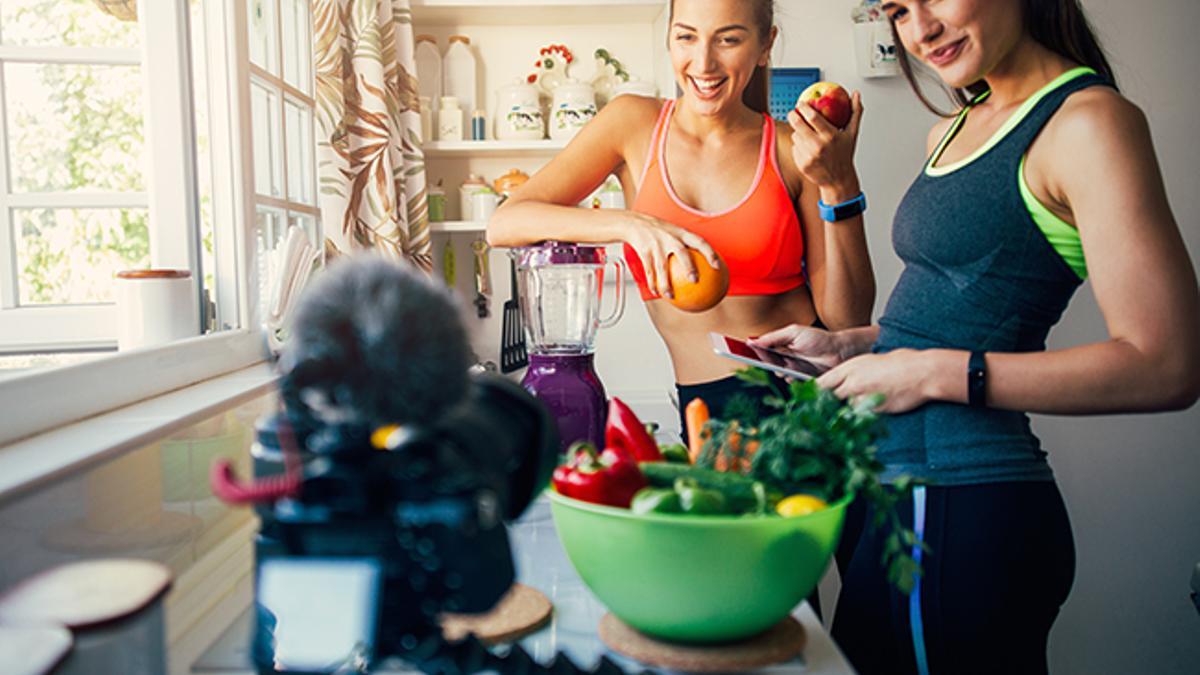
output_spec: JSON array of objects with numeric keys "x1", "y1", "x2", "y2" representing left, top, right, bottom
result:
[{"x1": 645, "y1": 284, "x2": 818, "y2": 385}]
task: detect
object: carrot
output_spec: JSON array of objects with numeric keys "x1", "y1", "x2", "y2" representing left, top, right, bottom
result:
[
  {"x1": 685, "y1": 397, "x2": 709, "y2": 463},
  {"x1": 715, "y1": 422, "x2": 758, "y2": 473}
]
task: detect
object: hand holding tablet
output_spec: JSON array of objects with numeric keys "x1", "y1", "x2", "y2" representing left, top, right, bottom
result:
[{"x1": 709, "y1": 333, "x2": 829, "y2": 380}]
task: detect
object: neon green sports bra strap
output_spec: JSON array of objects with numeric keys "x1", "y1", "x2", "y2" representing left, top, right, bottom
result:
[{"x1": 927, "y1": 90, "x2": 992, "y2": 169}]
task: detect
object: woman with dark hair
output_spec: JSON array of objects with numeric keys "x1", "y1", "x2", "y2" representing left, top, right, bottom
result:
[
  {"x1": 489, "y1": 0, "x2": 875, "y2": 430},
  {"x1": 755, "y1": 0, "x2": 1200, "y2": 673}
]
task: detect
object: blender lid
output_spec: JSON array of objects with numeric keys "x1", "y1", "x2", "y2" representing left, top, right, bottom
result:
[{"x1": 514, "y1": 241, "x2": 608, "y2": 266}]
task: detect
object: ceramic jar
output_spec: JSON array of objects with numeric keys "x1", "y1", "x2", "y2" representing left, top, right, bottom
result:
[
  {"x1": 428, "y1": 183, "x2": 446, "y2": 221},
  {"x1": 459, "y1": 174, "x2": 490, "y2": 221},
  {"x1": 438, "y1": 96, "x2": 464, "y2": 141},
  {"x1": 493, "y1": 169, "x2": 530, "y2": 201},
  {"x1": 495, "y1": 80, "x2": 545, "y2": 140},
  {"x1": 550, "y1": 79, "x2": 597, "y2": 141},
  {"x1": 114, "y1": 270, "x2": 198, "y2": 351}
]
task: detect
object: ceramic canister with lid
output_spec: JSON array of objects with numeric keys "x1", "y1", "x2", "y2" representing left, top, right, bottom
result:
[
  {"x1": 428, "y1": 183, "x2": 446, "y2": 222},
  {"x1": 495, "y1": 79, "x2": 544, "y2": 140},
  {"x1": 472, "y1": 188, "x2": 499, "y2": 222},
  {"x1": 438, "y1": 96, "x2": 464, "y2": 141},
  {"x1": 493, "y1": 169, "x2": 530, "y2": 202},
  {"x1": 459, "y1": 174, "x2": 490, "y2": 221},
  {"x1": 114, "y1": 269, "x2": 199, "y2": 351},
  {"x1": 550, "y1": 79, "x2": 597, "y2": 140}
]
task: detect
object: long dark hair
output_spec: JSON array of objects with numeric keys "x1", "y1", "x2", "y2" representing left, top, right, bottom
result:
[
  {"x1": 669, "y1": 0, "x2": 775, "y2": 114},
  {"x1": 894, "y1": 0, "x2": 1117, "y2": 116}
]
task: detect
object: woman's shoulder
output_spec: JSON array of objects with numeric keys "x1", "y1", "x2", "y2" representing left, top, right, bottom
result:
[
  {"x1": 1027, "y1": 84, "x2": 1156, "y2": 206},
  {"x1": 596, "y1": 94, "x2": 667, "y2": 126},
  {"x1": 1052, "y1": 85, "x2": 1145, "y2": 138},
  {"x1": 1037, "y1": 86, "x2": 1149, "y2": 166},
  {"x1": 770, "y1": 117, "x2": 807, "y2": 200},
  {"x1": 926, "y1": 115, "x2": 957, "y2": 155},
  {"x1": 583, "y1": 96, "x2": 667, "y2": 175}
]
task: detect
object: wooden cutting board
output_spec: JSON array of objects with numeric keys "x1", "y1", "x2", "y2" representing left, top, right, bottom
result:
[
  {"x1": 439, "y1": 583, "x2": 552, "y2": 645},
  {"x1": 0, "y1": 559, "x2": 172, "y2": 630},
  {"x1": 599, "y1": 613, "x2": 806, "y2": 672}
]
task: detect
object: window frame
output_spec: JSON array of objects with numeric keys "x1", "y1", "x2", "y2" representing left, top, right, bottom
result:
[
  {"x1": 241, "y1": 0, "x2": 321, "y2": 331},
  {"x1": 0, "y1": 40, "x2": 148, "y2": 352},
  {"x1": 0, "y1": 0, "x2": 323, "y2": 455},
  {"x1": 202, "y1": 0, "x2": 321, "y2": 334}
]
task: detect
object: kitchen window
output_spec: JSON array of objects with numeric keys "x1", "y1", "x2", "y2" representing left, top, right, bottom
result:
[
  {"x1": 0, "y1": 0, "x2": 319, "y2": 449},
  {"x1": 0, "y1": 0, "x2": 149, "y2": 353},
  {"x1": 0, "y1": 0, "x2": 319, "y2": 355}
]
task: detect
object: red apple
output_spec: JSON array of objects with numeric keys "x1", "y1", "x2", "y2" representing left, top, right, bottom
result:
[{"x1": 797, "y1": 81, "x2": 852, "y2": 129}]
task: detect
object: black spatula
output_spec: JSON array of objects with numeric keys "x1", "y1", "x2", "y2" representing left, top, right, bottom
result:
[{"x1": 500, "y1": 259, "x2": 528, "y2": 373}]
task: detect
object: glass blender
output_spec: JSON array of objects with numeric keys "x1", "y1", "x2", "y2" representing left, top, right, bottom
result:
[{"x1": 512, "y1": 243, "x2": 625, "y2": 454}]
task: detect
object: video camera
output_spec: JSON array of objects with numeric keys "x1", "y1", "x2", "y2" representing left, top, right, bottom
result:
[{"x1": 211, "y1": 257, "x2": 623, "y2": 674}]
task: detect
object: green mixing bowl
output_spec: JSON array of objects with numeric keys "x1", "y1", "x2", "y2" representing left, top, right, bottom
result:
[{"x1": 548, "y1": 490, "x2": 851, "y2": 643}]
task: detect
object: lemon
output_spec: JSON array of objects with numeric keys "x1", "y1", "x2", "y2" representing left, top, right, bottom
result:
[{"x1": 776, "y1": 494, "x2": 828, "y2": 517}]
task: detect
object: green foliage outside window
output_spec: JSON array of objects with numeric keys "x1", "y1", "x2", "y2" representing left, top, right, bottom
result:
[{"x1": 4, "y1": 0, "x2": 148, "y2": 305}]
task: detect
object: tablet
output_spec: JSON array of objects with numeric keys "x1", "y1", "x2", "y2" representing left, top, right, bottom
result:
[{"x1": 709, "y1": 332, "x2": 829, "y2": 380}]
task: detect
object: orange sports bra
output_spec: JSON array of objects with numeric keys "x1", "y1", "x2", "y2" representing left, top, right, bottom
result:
[{"x1": 625, "y1": 99, "x2": 806, "y2": 301}]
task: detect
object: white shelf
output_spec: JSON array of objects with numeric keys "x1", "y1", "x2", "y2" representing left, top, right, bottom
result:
[
  {"x1": 429, "y1": 220, "x2": 489, "y2": 232},
  {"x1": 410, "y1": 0, "x2": 667, "y2": 26},
  {"x1": 423, "y1": 139, "x2": 567, "y2": 157}
]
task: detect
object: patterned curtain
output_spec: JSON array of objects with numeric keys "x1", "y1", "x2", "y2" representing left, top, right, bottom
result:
[
  {"x1": 90, "y1": 0, "x2": 138, "y2": 22},
  {"x1": 313, "y1": 0, "x2": 431, "y2": 271}
]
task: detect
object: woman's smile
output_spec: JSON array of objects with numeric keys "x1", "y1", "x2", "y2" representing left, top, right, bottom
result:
[
  {"x1": 927, "y1": 37, "x2": 967, "y2": 67},
  {"x1": 688, "y1": 75, "x2": 729, "y2": 100}
]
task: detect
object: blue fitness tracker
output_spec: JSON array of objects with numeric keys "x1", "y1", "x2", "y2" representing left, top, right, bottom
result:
[{"x1": 818, "y1": 192, "x2": 867, "y2": 222}]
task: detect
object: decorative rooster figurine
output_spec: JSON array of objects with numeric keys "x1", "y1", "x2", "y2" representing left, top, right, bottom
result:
[
  {"x1": 527, "y1": 44, "x2": 574, "y2": 97},
  {"x1": 590, "y1": 48, "x2": 632, "y2": 107}
]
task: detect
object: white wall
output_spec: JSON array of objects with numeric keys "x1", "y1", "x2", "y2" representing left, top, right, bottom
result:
[
  {"x1": 771, "y1": 2, "x2": 1200, "y2": 673},
  {"x1": 1036, "y1": 1, "x2": 1200, "y2": 673}
]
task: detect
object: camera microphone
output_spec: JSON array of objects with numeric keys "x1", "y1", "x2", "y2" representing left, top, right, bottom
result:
[{"x1": 278, "y1": 255, "x2": 474, "y2": 432}]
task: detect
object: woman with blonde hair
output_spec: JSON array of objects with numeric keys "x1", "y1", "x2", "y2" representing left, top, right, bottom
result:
[{"x1": 489, "y1": 0, "x2": 875, "y2": 433}]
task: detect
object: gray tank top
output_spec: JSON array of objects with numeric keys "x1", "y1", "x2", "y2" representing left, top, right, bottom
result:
[{"x1": 875, "y1": 71, "x2": 1111, "y2": 485}]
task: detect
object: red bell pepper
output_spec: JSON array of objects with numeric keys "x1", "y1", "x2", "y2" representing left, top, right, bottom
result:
[
  {"x1": 552, "y1": 441, "x2": 647, "y2": 508},
  {"x1": 605, "y1": 397, "x2": 663, "y2": 462}
]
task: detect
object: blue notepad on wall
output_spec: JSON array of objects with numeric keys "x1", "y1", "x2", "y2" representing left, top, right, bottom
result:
[{"x1": 769, "y1": 68, "x2": 822, "y2": 122}]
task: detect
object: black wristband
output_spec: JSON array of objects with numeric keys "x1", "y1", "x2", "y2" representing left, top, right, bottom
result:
[{"x1": 968, "y1": 350, "x2": 987, "y2": 407}]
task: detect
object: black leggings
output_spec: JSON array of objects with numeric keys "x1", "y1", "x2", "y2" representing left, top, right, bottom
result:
[
  {"x1": 675, "y1": 372, "x2": 787, "y2": 446},
  {"x1": 832, "y1": 481, "x2": 1076, "y2": 675},
  {"x1": 676, "y1": 318, "x2": 826, "y2": 443}
]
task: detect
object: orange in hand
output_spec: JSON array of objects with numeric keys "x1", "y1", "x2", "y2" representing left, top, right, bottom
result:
[{"x1": 667, "y1": 249, "x2": 729, "y2": 312}]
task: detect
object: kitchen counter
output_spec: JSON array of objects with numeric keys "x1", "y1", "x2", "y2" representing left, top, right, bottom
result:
[{"x1": 192, "y1": 496, "x2": 857, "y2": 674}]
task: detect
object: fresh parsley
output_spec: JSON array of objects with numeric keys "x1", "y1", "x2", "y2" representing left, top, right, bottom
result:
[{"x1": 697, "y1": 368, "x2": 928, "y2": 595}]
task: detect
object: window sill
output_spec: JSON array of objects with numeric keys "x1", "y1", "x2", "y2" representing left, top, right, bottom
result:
[
  {"x1": 0, "y1": 360, "x2": 276, "y2": 504},
  {"x1": 0, "y1": 330, "x2": 268, "y2": 448}
]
